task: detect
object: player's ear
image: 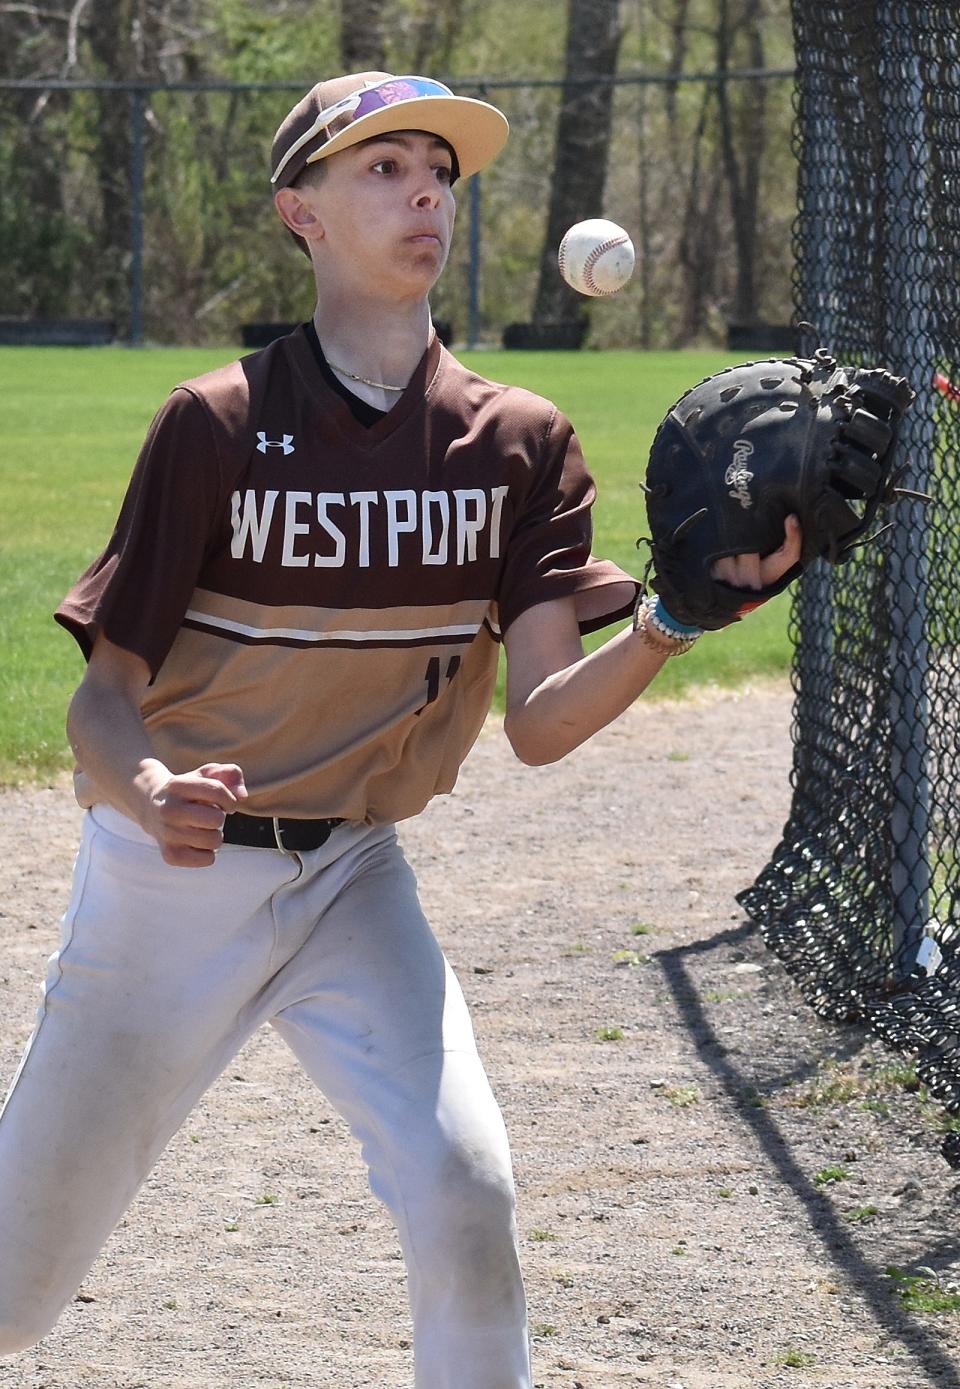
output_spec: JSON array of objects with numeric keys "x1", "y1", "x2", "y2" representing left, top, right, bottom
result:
[{"x1": 274, "y1": 187, "x2": 325, "y2": 242}]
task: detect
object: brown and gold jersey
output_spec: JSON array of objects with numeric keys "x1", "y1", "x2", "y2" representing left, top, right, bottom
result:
[{"x1": 56, "y1": 327, "x2": 637, "y2": 823}]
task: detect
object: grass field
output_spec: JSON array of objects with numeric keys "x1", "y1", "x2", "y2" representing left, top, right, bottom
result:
[{"x1": 0, "y1": 345, "x2": 795, "y2": 783}]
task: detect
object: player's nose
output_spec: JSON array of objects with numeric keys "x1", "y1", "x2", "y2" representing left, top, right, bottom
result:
[{"x1": 413, "y1": 184, "x2": 441, "y2": 210}]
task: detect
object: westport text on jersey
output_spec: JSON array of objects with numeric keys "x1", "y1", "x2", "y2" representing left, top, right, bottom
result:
[{"x1": 230, "y1": 486, "x2": 512, "y2": 568}]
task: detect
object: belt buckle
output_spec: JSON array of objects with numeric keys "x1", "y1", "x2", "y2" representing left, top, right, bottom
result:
[{"x1": 272, "y1": 816, "x2": 293, "y2": 854}]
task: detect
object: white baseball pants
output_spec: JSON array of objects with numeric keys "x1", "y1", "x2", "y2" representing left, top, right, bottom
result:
[{"x1": 0, "y1": 805, "x2": 531, "y2": 1389}]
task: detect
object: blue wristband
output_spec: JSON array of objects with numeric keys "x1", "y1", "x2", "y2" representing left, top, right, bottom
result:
[{"x1": 654, "y1": 597, "x2": 702, "y2": 636}]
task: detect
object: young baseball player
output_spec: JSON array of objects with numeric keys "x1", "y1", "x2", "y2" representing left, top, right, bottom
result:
[{"x1": 0, "y1": 73, "x2": 801, "y2": 1387}]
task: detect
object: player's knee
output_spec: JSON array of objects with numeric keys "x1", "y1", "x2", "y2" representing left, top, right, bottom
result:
[
  {"x1": 419, "y1": 1133, "x2": 519, "y2": 1254},
  {"x1": 404, "y1": 1136, "x2": 524, "y2": 1322}
]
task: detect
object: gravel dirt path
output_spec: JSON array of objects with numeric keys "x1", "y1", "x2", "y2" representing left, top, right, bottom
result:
[{"x1": 2, "y1": 682, "x2": 960, "y2": 1389}]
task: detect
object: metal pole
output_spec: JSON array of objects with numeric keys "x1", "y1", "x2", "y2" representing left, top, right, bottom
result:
[
  {"x1": 129, "y1": 88, "x2": 146, "y2": 347},
  {"x1": 468, "y1": 171, "x2": 481, "y2": 351},
  {"x1": 793, "y1": 47, "x2": 836, "y2": 797},
  {"x1": 881, "y1": 3, "x2": 933, "y2": 970}
]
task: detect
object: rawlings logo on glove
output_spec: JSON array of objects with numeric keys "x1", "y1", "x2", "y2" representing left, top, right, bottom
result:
[
  {"x1": 725, "y1": 441, "x2": 755, "y2": 510},
  {"x1": 638, "y1": 347, "x2": 917, "y2": 631}
]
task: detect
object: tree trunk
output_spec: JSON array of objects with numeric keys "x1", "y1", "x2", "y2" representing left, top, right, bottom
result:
[
  {"x1": 675, "y1": 81, "x2": 723, "y2": 345},
  {"x1": 715, "y1": 0, "x2": 767, "y2": 325},
  {"x1": 409, "y1": 0, "x2": 471, "y2": 72},
  {"x1": 87, "y1": 0, "x2": 161, "y2": 333},
  {"x1": 663, "y1": 0, "x2": 691, "y2": 135},
  {"x1": 531, "y1": 0, "x2": 623, "y2": 329},
  {"x1": 340, "y1": 0, "x2": 388, "y2": 72}
]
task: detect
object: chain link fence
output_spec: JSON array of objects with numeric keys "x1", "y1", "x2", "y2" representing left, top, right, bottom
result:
[
  {"x1": 739, "y1": 1, "x2": 960, "y2": 1164},
  {"x1": 0, "y1": 69, "x2": 794, "y2": 349}
]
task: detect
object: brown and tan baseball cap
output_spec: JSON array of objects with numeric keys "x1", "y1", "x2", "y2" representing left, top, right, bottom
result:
[{"x1": 270, "y1": 72, "x2": 509, "y2": 190}]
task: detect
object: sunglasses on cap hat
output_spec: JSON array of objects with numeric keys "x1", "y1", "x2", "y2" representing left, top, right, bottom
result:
[
  {"x1": 273, "y1": 77, "x2": 457, "y2": 185},
  {"x1": 271, "y1": 73, "x2": 509, "y2": 188}
]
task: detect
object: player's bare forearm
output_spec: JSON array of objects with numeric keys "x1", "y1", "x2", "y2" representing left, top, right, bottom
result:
[
  {"x1": 503, "y1": 598, "x2": 669, "y2": 766},
  {"x1": 67, "y1": 634, "x2": 247, "y2": 866},
  {"x1": 503, "y1": 520, "x2": 806, "y2": 766},
  {"x1": 68, "y1": 674, "x2": 173, "y2": 823}
]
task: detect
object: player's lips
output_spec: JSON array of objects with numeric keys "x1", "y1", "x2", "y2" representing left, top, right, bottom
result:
[{"x1": 406, "y1": 227, "x2": 445, "y2": 245}]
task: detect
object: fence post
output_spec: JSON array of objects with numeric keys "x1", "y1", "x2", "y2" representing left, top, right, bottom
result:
[
  {"x1": 467, "y1": 170, "x2": 482, "y2": 351},
  {"x1": 793, "y1": 86, "x2": 838, "y2": 826},
  {"x1": 881, "y1": 4, "x2": 933, "y2": 970},
  {"x1": 129, "y1": 87, "x2": 147, "y2": 347}
]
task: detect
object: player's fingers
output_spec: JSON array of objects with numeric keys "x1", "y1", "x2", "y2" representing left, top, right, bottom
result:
[
  {"x1": 153, "y1": 789, "x2": 227, "y2": 829},
  {"x1": 782, "y1": 512, "x2": 802, "y2": 561},
  {"x1": 758, "y1": 514, "x2": 803, "y2": 584},
  {"x1": 160, "y1": 842, "x2": 218, "y2": 869},
  {"x1": 710, "y1": 555, "x2": 737, "y2": 585},
  {"x1": 153, "y1": 814, "x2": 224, "y2": 853},
  {"x1": 187, "y1": 801, "x2": 229, "y2": 832},
  {"x1": 177, "y1": 820, "x2": 225, "y2": 848},
  {"x1": 198, "y1": 762, "x2": 248, "y2": 800},
  {"x1": 163, "y1": 771, "x2": 241, "y2": 814},
  {"x1": 712, "y1": 551, "x2": 762, "y2": 589},
  {"x1": 741, "y1": 552, "x2": 763, "y2": 589}
]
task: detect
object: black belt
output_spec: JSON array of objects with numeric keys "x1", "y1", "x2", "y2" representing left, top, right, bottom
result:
[{"x1": 222, "y1": 813, "x2": 345, "y2": 852}]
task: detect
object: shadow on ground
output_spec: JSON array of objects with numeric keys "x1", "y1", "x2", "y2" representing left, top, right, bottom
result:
[{"x1": 656, "y1": 919, "x2": 960, "y2": 1389}]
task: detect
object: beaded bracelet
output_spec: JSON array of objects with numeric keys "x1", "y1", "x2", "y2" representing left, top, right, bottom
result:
[{"x1": 633, "y1": 594, "x2": 703, "y2": 656}]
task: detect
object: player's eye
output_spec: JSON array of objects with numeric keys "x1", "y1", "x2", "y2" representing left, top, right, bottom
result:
[
  {"x1": 434, "y1": 164, "x2": 453, "y2": 184},
  {"x1": 371, "y1": 158, "x2": 398, "y2": 175}
]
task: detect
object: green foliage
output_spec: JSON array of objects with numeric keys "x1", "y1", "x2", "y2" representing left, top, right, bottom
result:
[
  {"x1": 775, "y1": 1346, "x2": 816, "y2": 1368},
  {"x1": 886, "y1": 1266, "x2": 960, "y2": 1315},
  {"x1": 215, "y1": 0, "x2": 339, "y2": 82},
  {"x1": 813, "y1": 1164, "x2": 850, "y2": 1186},
  {"x1": 787, "y1": 1057, "x2": 920, "y2": 1111},
  {"x1": 2, "y1": 4, "x2": 797, "y2": 347},
  {"x1": 612, "y1": 948, "x2": 648, "y2": 966},
  {"x1": 661, "y1": 1084, "x2": 700, "y2": 1107}
]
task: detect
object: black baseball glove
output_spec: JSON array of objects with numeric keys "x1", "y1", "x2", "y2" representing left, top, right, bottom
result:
[{"x1": 639, "y1": 348, "x2": 916, "y2": 630}]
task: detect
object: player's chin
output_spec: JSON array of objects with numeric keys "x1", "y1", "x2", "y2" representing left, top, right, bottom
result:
[{"x1": 401, "y1": 240, "x2": 448, "y2": 280}]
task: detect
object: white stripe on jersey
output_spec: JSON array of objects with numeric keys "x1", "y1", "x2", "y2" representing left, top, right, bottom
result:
[{"x1": 184, "y1": 608, "x2": 483, "y2": 645}]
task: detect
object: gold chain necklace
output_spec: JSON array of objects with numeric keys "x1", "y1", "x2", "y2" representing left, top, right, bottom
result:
[{"x1": 326, "y1": 359, "x2": 407, "y2": 392}]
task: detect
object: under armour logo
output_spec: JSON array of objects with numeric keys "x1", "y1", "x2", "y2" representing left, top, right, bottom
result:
[{"x1": 256, "y1": 431, "x2": 295, "y2": 455}]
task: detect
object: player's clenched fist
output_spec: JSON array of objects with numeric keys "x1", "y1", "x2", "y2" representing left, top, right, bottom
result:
[{"x1": 144, "y1": 762, "x2": 247, "y2": 868}]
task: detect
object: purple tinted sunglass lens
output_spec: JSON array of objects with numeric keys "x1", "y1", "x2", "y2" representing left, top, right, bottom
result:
[{"x1": 352, "y1": 79, "x2": 450, "y2": 121}]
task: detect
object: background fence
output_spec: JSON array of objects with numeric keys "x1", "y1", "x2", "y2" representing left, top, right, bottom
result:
[
  {"x1": 0, "y1": 67, "x2": 794, "y2": 349},
  {"x1": 741, "y1": 0, "x2": 960, "y2": 1165}
]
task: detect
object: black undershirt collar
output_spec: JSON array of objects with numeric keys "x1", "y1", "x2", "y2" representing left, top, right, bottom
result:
[{"x1": 304, "y1": 320, "x2": 388, "y2": 429}]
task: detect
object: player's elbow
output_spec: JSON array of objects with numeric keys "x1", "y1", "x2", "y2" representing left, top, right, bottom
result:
[
  {"x1": 65, "y1": 678, "x2": 91, "y2": 751},
  {"x1": 65, "y1": 672, "x2": 107, "y2": 754},
  {"x1": 503, "y1": 712, "x2": 568, "y2": 767},
  {"x1": 504, "y1": 712, "x2": 539, "y2": 765}
]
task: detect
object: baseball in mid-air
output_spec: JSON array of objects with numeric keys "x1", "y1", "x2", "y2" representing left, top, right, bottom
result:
[{"x1": 558, "y1": 218, "x2": 636, "y2": 297}]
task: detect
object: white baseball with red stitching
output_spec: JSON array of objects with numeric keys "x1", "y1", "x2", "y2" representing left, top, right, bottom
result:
[{"x1": 557, "y1": 219, "x2": 636, "y2": 297}]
